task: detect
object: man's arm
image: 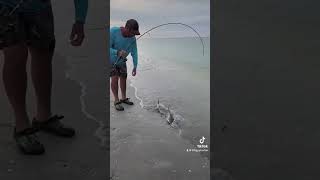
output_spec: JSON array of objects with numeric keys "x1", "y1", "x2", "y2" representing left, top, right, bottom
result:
[
  {"x1": 74, "y1": 0, "x2": 88, "y2": 23},
  {"x1": 131, "y1": 40, "x2": 138, "y2": 69},
  {"x1": 69, "y1": 0, "x2": 87, "y2": 46},
  {"x1": 110, "y1": 28, "x2": 118, "y2": 63}
]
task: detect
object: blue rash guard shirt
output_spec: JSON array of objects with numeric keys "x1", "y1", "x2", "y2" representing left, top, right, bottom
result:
[{"x1": 109, "y1": 26, "x2": 138, "y2": 69}]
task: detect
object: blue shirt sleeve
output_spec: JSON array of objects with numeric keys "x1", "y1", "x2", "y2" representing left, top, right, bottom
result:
[
  {"x1": 130, "y1": 39, "x2": 138, "y2": 69},
  {"x1": 74, "y1": 0, "x2": 88, "y2": 23},
  {"x1": 110, "y1": 28, "x2": 118, "y2": 63}
]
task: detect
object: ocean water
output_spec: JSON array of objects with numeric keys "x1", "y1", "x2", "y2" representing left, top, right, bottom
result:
[{"x1": 127, "y1": 37, "x2": 210, "y2": 157}]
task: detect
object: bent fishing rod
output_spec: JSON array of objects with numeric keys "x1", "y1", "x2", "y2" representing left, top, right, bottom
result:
[{"x1": 113, "y1": 22, "x2": 205, "y2": 67}]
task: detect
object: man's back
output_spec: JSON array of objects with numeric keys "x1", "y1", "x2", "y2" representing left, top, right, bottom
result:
[{"x1": 110, "y1": 27, "x2": 137, "y2": 65}]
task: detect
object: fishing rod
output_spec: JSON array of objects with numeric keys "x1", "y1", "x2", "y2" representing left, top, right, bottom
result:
[
  {"x1": 8, "y1": 0, "x2": 24, "y2": 15},
  {"x1": 113, "y1": 22, "x2": 205, "y2": 67}
]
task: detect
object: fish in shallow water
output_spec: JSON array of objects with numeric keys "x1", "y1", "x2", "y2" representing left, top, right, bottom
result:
[
  {"x1": 156, "y1": 99, "x2": 160, "y2": 112},
  {"x1": 167, "y1": 106, "x2": 174, "y2": 125}
]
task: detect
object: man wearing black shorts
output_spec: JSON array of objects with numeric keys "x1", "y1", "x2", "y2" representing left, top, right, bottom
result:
[
  {"x1": 110, "y1": 19, "x2": 140, "y2": 111},
  {"x1": 0, "y1": 0, "x2": 88, "y2": 155}
]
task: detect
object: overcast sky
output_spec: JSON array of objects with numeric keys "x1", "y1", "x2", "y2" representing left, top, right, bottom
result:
[{"x1": 110, "y1": 0, "x2": 210, "y2": 38}]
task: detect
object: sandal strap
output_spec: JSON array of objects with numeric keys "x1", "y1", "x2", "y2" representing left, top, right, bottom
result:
[
  {"x1": 14, "y1": 128, "x2": 40, "y2": 145},
  {"x1": 46, "y1": 115, "x2": 64, "y2": 123},
  {"x1": 33, "y1": 115, "x2": 66, "y2": 130},
  {"x1": 25, "y1": 134, "x2": 40, "y2": 145},
  {"x1": 15, "y1": 127, "x2": 38, "y2": 136},
  {"x1": 34, "y1": 115, "x2": 64, "y2": 125},
  {"x1": 115, "y1": 104, "x2": 122, "y2": 108},
  {"x1": 114, "y1": 101, "x2": 122, "y2": 105},
  {"x1": 121, "y1": 98, "x2": 130, "y2": 102}
]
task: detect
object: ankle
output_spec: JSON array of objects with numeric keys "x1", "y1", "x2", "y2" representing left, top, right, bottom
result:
[
  {"x1": 15, "y1": 116, "x2": 31, "y2": 133},
  {"x1": 35, "y1": 113, "x2": 51, "y2": 122},
  {"x1": 15, "y1": 124, "x2": 31, "y2": 133}
]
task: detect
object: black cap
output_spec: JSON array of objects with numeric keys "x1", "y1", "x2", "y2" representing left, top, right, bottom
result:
[{"x1": 125, "y1": 19, "x2": 140, "y2": 35}]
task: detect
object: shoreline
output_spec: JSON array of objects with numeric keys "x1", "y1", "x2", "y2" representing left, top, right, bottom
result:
[
  {"x1": 110, "y1": 78, "x2": 210, "y2": 180},
  {"x1": 127, "y1": 68, "x2": 211, "y2": 159},
  {"x1": 65, "y1": 60, "x2": 107, "y2": 148}
]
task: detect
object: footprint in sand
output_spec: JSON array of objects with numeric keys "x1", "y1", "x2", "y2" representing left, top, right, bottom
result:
[
  {"x1": 144, "y1": 158, "x2": 173, "y2": 169},
  {"x1": 153, "y1": 160, "x2": 173, "y2": 169},
  {"x1": 55, "y1": 160, "x2": 97, "y2": 177},
  {"x1": 213, "y1": 168, "x2": 234, "y2": 180}
]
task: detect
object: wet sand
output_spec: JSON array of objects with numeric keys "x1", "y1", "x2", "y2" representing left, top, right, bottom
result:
[
  {"x1": 214, "y1": 0, "x2": 320, "y2": 179},
  {"x1": 0, "y1": 53, "x2": 107, "y2": 179},
  {"x1": 110, "y1": 83, "x2": 210, "y2": 180},
  {"x1": 0, "y1": 0, "x2": 108, "y2": 179}
]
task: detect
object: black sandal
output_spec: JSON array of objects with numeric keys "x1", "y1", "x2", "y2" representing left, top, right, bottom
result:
[
  {"x1": 32, "y1": 115, "x2": 75, "y2": 137},
  {"x1": 14, "y1": 127, "x2": 45, "y2": 155},
  {"x1": 120, "y1": 98, "x2": 134, "y2": 105},
  {"x1": 114, "y1": 101, "x2": 124, "y2": 111}
]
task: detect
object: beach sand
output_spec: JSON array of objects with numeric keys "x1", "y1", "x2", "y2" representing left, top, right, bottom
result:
[
  {"x1": 0, "y1": 0, "x2": 108, "y2": 179},
  {"x1": 0, "y1": 0, "x2": 212, "y2": 179},
  {"x1": 0, "y1": 53, "x2": 107, "y2": 179},
  {"x1": 110, "y1": 83, "x2": 210, "y2": 180},
  {"x1": 214, "y1": 0, "x2": 320, "y2": 179}
]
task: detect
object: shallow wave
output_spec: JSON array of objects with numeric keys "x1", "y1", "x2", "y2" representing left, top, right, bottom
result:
[{"x1": 129, "y1": 80, "x2": 185, "y2": 136}]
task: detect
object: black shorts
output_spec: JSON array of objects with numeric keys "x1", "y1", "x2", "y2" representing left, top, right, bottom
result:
[
  {"x1": 110, "y1": 61, "x2": 127, "y2": 78},
  {"x1": 0, "y1": 3, "x2": 55, "y2": 50}
]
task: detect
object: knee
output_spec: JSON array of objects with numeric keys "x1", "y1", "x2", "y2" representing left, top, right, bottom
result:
[
  {"x1": 120, "y1": 76, "x2": 127, "y2": 81},
  {"x1": 3, "y1": 44, "x2": 28, "y2": 68},
  {"x1": 111, "y1": 77, "x2": 119, "y2": 86}
]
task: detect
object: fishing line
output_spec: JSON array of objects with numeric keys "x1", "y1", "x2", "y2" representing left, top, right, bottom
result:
[
  {"x1": 111, "y1": 22, "x2": 206, "y2": 131},
  {"x1": 113, "y1": 22, "x2": 205, "y2": 67},
  {"x1": 8, "y1": 0, "x2": 24, "y2": 15}
]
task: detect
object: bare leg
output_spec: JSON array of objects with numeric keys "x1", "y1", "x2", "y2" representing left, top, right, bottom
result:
[
  {"x1": 2, "y1": 44, "x2": 30, "y2": 132},
  {"x1": 119, "y1": 76, "x2": 127, "y2": 100},
  {"x1": 29, "y1": 44, "x2": 54, "y2": 122},
  {"x1": 111, "y1": 76, "x2": 120, "y2": 102}
]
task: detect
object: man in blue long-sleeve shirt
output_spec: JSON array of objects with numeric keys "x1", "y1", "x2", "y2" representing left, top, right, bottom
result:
[
  {"x1": 110, "y1": 19, "x2": 140, "y2": 111},
  {"x1": 0, "y1": 0, "x2": 88, "y2": 155}
]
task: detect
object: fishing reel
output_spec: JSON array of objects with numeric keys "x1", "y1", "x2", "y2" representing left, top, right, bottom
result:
[{"x1": 112, "y1": 57, "x2": 128, "y2": 68}]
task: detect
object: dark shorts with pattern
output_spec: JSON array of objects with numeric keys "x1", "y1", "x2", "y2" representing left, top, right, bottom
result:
[
  {"x1": 110, "y1": 60, "x2": 128, "y2": 78},
  {"x1": 0, "y1": 3, "x2": 55, "y2": 50}
]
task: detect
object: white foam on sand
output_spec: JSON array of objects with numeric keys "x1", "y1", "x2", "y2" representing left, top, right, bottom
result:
[
  {"x1": 65, "y1": 61, "x2": 107, "y2": 147},
  {"x1": 129, "y1": 81, "x2": 144, "y2": 108}
]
